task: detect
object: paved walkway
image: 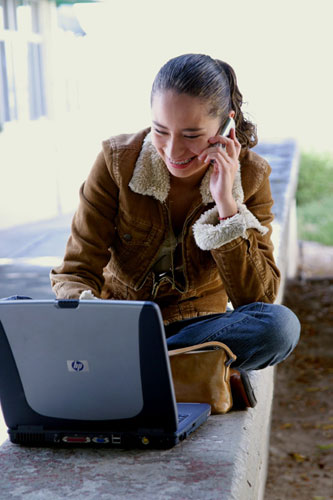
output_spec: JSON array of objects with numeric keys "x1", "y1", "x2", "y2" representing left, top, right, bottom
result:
[{"x1": 0, "y1": 213, "x2": 73, "y2": 299}]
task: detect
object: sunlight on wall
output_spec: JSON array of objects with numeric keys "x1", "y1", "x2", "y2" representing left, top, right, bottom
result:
[
  {"x1": 1, "y1": 0, "x2": 332, "y2": 229},
  {"x1": 73, "y1": 0, "x2": 333, "y2": 152}
]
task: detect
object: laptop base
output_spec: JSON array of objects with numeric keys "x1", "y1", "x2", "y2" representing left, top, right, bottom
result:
[
  {"x1": 8, "y1": 403, "x2": 210, "y2": 449},
  {"x1": 9, "y1": 429, "x2": 181, "y2": 449}
]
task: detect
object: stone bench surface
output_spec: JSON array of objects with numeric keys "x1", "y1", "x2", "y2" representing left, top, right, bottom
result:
[
  {"x1": 0, "y1": 140, "x2": 299, "y2": 500},
  {"x1": 0, "y1": 368, "x2": 272, "y2": 500}
]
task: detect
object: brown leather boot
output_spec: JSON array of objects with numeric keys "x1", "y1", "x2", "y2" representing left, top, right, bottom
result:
[{"x1": 229, "y1": 368, "x2": 257, "y2": 410}]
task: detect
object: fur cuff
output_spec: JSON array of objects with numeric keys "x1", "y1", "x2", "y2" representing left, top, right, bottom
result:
[
  {"x1": 193, "y1": 203, "x2": 268, "y2": 251},
  {"x1": 79, "y1": 290, "x2": 98, "y2": 300}
]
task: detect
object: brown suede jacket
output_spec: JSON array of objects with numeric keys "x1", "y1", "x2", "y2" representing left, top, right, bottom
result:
[{"x1": 50, "y1": 128, "x2": 280, "y2": 325}]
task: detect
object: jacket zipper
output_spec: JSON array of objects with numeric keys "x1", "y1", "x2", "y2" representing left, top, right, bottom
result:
[
  {"x1": 135, "y1": 201, "x2": 204, "y2": 297},
  {"x1": 151, "y1": 202, "x2": 174, "y2": 299},
  {"x1": 181, "y1": 202, "x2": 204, "y2": 282},
  {"x1": 154, "y1": 201, "x2": 203, "y2": 297},
  {"x1": 134, "y1": 202, "x2": 169, "y2": 293}
]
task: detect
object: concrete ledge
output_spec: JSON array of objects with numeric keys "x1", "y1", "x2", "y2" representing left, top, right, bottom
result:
[
  {"x1": 0, "y1": 140, "x2": 300, "y2": 500},
  {"x1": 0, "y1": 368, "x2": 274, "y2": 500}
]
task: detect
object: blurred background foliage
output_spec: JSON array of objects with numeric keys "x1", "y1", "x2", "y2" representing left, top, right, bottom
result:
[{"x1": 296, "y1": 152, "x2": 333, "y2": 245}]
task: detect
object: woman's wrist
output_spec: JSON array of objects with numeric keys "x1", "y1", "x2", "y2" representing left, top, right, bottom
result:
[
  {"x1": 216, "y1": 199, "x2": 238, "y2": 219},
  {"x1": 218, "y1": 212, "x2": 238, "y2": 221}
]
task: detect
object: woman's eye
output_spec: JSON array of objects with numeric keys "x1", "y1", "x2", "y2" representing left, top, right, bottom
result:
[{"x1": 153, "y1": 128, "x2": 201, "y2": 139}]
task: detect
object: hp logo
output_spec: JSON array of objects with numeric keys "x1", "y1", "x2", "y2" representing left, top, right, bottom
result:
[
  {"x1": 67, "y1": 360, "x2": 89, "y2": 372},
  {"x1": 72, "y1": 360, "x2": 84, "y2": 371}
]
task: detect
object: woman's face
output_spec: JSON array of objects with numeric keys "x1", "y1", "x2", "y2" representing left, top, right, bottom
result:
[{"x1": 151, "y1": 90, "x2": 221, "y2": 181}]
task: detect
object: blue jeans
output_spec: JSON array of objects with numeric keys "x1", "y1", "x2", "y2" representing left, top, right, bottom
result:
[{"x1": 166, "y1": 302, "x2": 300, "y2": 371}]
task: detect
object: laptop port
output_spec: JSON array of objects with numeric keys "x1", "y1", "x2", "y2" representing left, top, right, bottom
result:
[
  {"x1": 92, "y1": 436, "x2": 110, "y2": 444},
  {"x1": 111, "y1": 435, "x2": 121, "y2": 445},
  {"x1": 62, "y1": 436, "x2": 91, "y2": 443}
]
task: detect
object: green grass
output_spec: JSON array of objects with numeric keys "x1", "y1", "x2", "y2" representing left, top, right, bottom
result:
[{"x1": 296, "y1": 152, "x2": 333, "y2": 246}]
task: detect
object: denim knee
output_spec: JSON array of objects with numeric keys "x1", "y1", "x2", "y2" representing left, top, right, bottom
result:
[
  {"x1": 270, "y1": 304, "x2": 300, "y2": 348},
  {"x1": 259, "y1": 303, "x2": 300, "y2": 365}
]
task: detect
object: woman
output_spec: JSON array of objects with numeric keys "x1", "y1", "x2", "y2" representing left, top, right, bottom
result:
[{"x1": 51, "y1": 54, "x2": 300, "y2": 408}]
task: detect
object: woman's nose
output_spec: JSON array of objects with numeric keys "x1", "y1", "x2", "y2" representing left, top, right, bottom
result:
[{"x1": 165, "y1": 137, "x2": 186, "y2": 159}]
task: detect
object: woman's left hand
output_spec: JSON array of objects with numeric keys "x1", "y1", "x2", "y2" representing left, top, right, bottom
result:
[{"x1": 198, "y1": 128, "x2": 241, "y2": 218}]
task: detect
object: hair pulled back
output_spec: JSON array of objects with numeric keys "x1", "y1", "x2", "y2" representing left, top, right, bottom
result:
[{"x1": 151, "y1": 54, "x2": 257, "y2": 150}]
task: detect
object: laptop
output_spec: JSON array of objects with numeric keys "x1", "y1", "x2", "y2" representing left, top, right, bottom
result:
[{"x1": 0, "y1": 299, "x2": 210, "y2": 448}]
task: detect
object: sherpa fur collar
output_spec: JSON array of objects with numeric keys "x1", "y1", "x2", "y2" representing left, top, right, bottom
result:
[
  {"x1": 128, "y1": 133, "x2": 268, "y2": 251},
  {"x1": 129, "y1": 133, "x2": 243, "y2": 205}
]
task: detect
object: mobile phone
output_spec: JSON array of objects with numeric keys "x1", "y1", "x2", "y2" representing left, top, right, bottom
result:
[
  {"x1": 209, "y1": 117, "x2": 236, "y2": 164},
  {"x1": 219, "y1": 116, "x2": 236, "y2": 138}
]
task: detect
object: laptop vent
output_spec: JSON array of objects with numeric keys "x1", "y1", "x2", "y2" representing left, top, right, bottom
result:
[{"x1": 15, "y1": 432, "x2": 46, "y2": 444}]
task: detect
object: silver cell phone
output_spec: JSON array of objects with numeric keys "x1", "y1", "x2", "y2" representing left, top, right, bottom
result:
[
  {"x1": 219, "y1": 117, "x2": 236, "y2": 138},
  {"x1": 209, "y1": 117, "x2": 236, "y2": 164}
]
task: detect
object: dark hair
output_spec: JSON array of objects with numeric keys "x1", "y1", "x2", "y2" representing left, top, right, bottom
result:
[{"x1": 151, "y1": 53, "x2": 257, "y2": 149}]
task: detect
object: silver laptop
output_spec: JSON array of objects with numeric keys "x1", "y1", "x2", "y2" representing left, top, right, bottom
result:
[{"x1": 0, "y1": 299, "x2": 210, "y2": 448}]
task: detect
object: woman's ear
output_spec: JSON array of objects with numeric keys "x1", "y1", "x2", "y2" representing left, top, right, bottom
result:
[{"x1": 229, "y1": 110, "x2": 236, "y2": 119}]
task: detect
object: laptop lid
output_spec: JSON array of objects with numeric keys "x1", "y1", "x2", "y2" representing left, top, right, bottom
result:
[{"x1": 0, "y1": 300, "x2": 179, "y2": 434}]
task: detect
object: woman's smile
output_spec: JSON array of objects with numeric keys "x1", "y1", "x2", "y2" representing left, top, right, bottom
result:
[{"x1": 168, "y1": 155, "x2": 197, "y2": 169}]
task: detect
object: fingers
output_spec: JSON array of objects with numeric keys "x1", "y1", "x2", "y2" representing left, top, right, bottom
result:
[
  {"x1": 229, "y1": 127, "x2": 242, "y2": 153},
  {"x1": 198, "y1": 128, "x2": 241, "y2": 167},
  {"x1": 208, "y1": 137, "x2": 238, "y2": 159},
  {"x1": 199, "y1": 148, "x2": 229, "y2": 166},
  {"x1": 208, "y1": 128, "x2": 241, "y2": 159},
  {"x1": 198, "y1": 145, "x2": 232, "y2": 166}
]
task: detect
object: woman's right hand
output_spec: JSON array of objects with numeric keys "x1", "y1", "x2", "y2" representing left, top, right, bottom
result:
[{"x1": 199, "y1": 127, "x2": 241, "y2": 218}]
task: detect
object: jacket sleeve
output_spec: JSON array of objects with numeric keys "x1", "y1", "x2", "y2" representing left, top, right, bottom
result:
[
  {"x1": 50, "y1": 150, "x2": 118, "y2": 299},
  {"x1": 193, "y1": 160, "x2": 280, "y2": 307}
]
